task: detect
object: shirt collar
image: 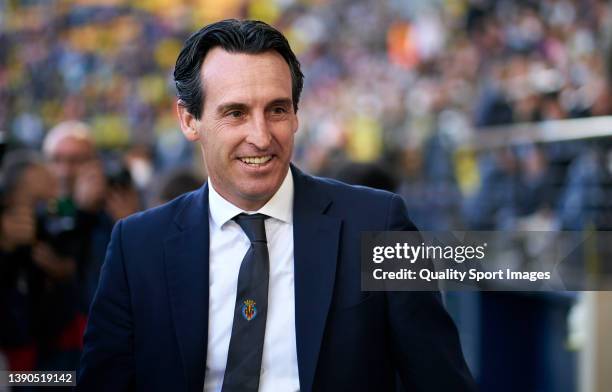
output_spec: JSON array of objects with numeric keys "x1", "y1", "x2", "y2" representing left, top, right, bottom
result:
[{"x1": 208, "y1": 169, "x2": 294, "y2": 229}]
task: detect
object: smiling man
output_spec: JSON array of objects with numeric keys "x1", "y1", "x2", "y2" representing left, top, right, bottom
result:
[
  {"x1": 77, "y1": 20, "x2": 476, "y2": 392},
  {"x1": 178, "y1": 46, "x2": 298, "y2": 212}
]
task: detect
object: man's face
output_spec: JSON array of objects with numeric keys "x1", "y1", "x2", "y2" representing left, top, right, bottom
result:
[
  {"x1": 47, "y1": 136, "x2": 95, "y2": 194},
  {"x1": 179, "y1": 48, "x2": 298, "y2": 210},
  {"x1": 21, "y1": 164, "x2": 59, "y2": 203}
]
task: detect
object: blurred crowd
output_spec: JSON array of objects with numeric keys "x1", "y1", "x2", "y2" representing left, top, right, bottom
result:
[
  {"x1": 0, "y1": 122, "x2": 202, "y2": 372},
  {"x1": 2, "y1": 0, "x2": 612, "y2": 374}
]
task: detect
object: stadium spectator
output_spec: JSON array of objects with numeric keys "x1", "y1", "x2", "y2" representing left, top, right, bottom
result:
[
  {"x1": 42, "y1": 121, "x2": 141, "y2": 314},
  {"x1": 0, "y1": 151, "x2": 80, "y2": 371}
]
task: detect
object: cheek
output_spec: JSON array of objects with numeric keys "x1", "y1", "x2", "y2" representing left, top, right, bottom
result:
[
  {"x1": 200, "y1": 131, "x2": 236, "y2": 167},
  {"x1": 51, "y1": 163, "x2": 67, "y2": 176},
  {"x1": 275, "y1": 117, "x2": 297, "y2": 149},
  {"x1": 276, "y1": 130, "x2": 295, "y2": 154}
]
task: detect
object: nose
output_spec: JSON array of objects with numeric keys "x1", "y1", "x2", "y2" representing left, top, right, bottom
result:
[
  {"x1": 50, "y1": 160, "x2": 70, "y2": 180},
  {"x1": 246, "y1": 112, "x2": 272, "y2": 150}
]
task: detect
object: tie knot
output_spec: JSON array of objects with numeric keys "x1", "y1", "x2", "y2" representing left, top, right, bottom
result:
[{"x1": 233, "y1": 213, "x2": 268, "y2": 243}]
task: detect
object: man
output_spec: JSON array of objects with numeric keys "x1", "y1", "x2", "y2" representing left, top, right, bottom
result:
[
  {"x1": 0, "y1": 152, "x2": 76, "y2": 371},
  {"x1": 78, "y1": 19, "x2": 476, "y2": 391},
  {"x1": 43, "y1": 122, "x2": 141, "y2": 310},
  {"x1": 43, "y1": 122, "x2": 140, "y2": 227}
]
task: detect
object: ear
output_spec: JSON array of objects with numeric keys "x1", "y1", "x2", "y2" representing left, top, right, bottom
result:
[
  {"x1": 292, "y1": 112, "x2": 299, "y2": 134},
  {"x1": 176, "y1": 100, "x2": 201, "y2": 142}
]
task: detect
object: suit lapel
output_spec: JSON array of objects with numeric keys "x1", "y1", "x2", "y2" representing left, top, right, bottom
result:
[
  {"x1": 292, "y1": 166, "x2": 342, "y2": 392},
  {"x1": 164, "y1": 185, "x2": 209, "y2": 392}
]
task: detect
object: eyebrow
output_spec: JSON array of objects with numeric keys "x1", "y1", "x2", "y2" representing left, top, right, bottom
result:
[
  {"x1": 265, "y1": 98, "x2": 293, "y2": 110},
  {"x1": 216, "y1": 98, "x2": 294, "y2": 115},
  {"x1": 216, "y1": 102, "x2": 249, "y2": 115}
]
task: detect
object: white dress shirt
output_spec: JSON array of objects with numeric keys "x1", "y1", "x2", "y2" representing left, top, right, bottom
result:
[{"x1": 204, "y1": 171, "x2": 300, "y2": 392}]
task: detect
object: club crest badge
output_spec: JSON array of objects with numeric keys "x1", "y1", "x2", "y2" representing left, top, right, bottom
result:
[{"x1": 241, "y1": 299, "x2": 257, "y2": 321}]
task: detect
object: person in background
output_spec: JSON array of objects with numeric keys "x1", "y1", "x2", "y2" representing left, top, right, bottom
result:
[
  {"x1": 43, "y1": 121, "x2": 141, "y2": 225},
  {"x1": 150, "y1": 167, "x2": 203, "y2": 207},
  {"x1": 0, "y1": 151, "x2": 79, "y2": 371},
  {"x1": 330, "y1": 161, "x2": 399, "y2": 193},
  {"x1": 41, "y1": 122, "x2": 142, "y2": 356}
]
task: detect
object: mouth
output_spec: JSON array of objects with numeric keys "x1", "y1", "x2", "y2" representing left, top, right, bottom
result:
[{"x1": 237, "y1": 155, "x2": 274, "y2": 167}]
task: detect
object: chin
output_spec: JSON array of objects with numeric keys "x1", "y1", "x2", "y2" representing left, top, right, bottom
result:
[
  {"x1": 242, "y1": 188, "x2": 275, "y2": 202},
  {"x1": 238, "y1": 183, "x2": 278, "y2": 201}
]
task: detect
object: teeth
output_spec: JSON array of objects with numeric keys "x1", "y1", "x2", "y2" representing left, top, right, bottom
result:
[{"x1": 240, "y1": 156, "x2": 272, "y2": 165}]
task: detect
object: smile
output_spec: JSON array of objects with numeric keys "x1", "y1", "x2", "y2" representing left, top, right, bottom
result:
[{"x1": 239, "y1": 155, "x2": 273, "y2": 166}]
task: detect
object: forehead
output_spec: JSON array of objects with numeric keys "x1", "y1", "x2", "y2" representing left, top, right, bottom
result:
[
  {"x1": 51, "y1": 136, "x2": 94, "y2": 156},
  {"x1": 200, "y1": 48, "x2": 292, "y2": 107}
]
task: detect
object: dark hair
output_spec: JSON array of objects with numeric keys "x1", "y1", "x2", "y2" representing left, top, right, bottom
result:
[
  {"x1": 173, "y1": 19, "x2": 304, "y2": 119},
  {"x1": 0, "y1": 149, "x2": 43, "y2": 204},
  {"x1": 333, "y1": 162, "x2": 398, "y2": 193},
  {"x1": 157, "y1": 167, "x2": 202, "y2": 203}
]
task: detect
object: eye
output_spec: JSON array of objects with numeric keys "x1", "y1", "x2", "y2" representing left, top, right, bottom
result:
[
  {"x1": 228, "y1": 110, "x2": 244, "y2": 118},
  {"x1": 271, "y1": 106, "x2": 288, "y2": 115}
]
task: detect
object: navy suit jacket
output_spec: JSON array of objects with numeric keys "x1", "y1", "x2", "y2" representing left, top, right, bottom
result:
[{"x1": 77, "y1": 165, "x2": 476, "y2": 391}]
